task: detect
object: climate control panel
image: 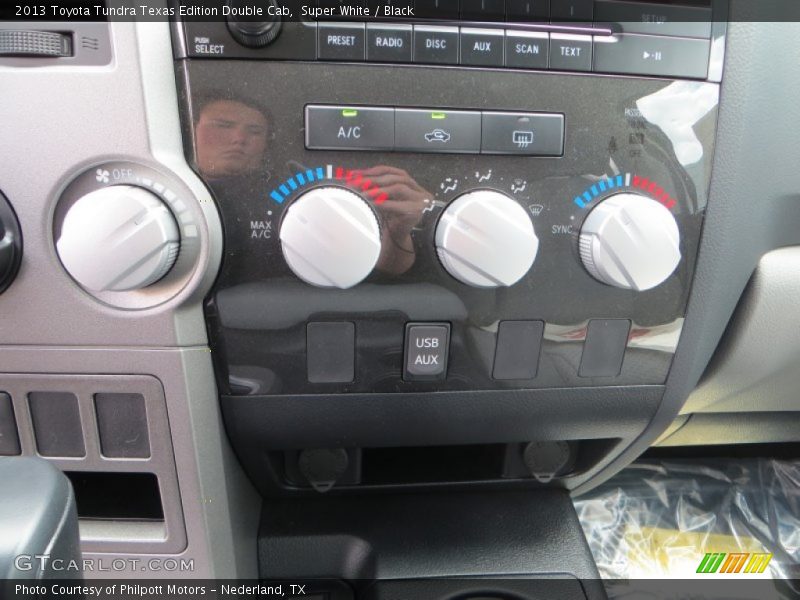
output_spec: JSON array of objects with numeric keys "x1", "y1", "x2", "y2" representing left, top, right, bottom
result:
[{"x1": 181, "y1": 59, "x2": 716, "y2": 396}]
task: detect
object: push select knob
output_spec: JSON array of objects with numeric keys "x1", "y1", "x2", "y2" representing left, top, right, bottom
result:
[
  {"x1": 226, "y1": 0, "x2": 282, "y2": 48},
  {"x1": 56, "y1": 185, "x2": 180, "y2": 292},
  {"x1": 279, "y1": 186, "x2": 381, "y2": 289},
  {"x1": 435, "y1": 190, "x2": 539, "y2": 288},
  {"x1": 579, "y1": 192, "x2": 681, "y2": 291}
]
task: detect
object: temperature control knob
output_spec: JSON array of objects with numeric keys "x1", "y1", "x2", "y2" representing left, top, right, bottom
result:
[
  {"x1": 56, "y1": 185, "x2": 180, "y2": 292},
  {"x1": 435, "y1": 190, "x2": 539, "y2": 288},
  {"x1": 579, "y1": 192, "x2": 681, "y2": 291},
  {"x1": 280, "y1": 186, "x2": 381, "y2": 289}
]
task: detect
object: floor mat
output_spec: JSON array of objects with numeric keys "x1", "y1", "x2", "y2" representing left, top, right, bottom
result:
[{"x1": 573, "y1": 458, "x2": 800, "y2": 595}]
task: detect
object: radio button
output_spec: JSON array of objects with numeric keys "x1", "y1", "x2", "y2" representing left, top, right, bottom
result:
[
  {"x1": 318, "y1": 22, "x2": 365, "y2": 61},
  {"x1": 481, "y1": 112, "x2": 564, "y2": 156},
  {"x1": 413, "y1": 25, "x2": 459, "y2": 65},
  {"x1": 505, "y1": 31, "x2": 549, "y2": 70},
  {"x1": 367, "y1": 24, "x2": 412, "y2": 63},
  {"x1": 549, "y1": 34, "x2": 592, "y2": 71},
  {"x1": 305, "y1": 105, "x2": 394, "y2": 151},
  {"x1": 395, "y1": 108, "x2": 481, "y2": 154},
  {"x1": 460, "y1": 28, "x2": 504, "y2": 67},
  {"x1": 404, "y1": 323, "x2": 450, "y2": 381},
  {"x1": 593, "y1": 34, "x2": 710, "y2": 79}
]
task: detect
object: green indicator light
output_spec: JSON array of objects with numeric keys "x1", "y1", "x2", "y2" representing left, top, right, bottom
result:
[
  {"x1": 431, "y1": 112, "x2": 447, "y2": 120},
  {"x1": 342, "y1": 109, "x2": 359, "y2": 117}
]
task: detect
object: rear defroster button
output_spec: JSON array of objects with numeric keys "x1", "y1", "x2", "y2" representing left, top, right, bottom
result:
[{"x1": 404, "y1": 323, "x2": 450, "y2": 381}]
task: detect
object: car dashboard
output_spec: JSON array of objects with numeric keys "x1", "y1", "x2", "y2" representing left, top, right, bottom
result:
[{"x1": 1, "y1": 1, "x2": 800, "y2": 597}]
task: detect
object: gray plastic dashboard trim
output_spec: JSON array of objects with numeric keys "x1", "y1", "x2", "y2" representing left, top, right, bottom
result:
[
  {"x1": 0, "y1": 14, "x2": 259, "y2": 579},
  {"x1": 683, "y1": 247, "x2": 800, "y2": 416}
]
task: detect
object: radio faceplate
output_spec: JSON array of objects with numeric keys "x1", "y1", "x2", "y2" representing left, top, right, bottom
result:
[{"x1": 178, "y1": 61, "x2": 718, "y2": 396}]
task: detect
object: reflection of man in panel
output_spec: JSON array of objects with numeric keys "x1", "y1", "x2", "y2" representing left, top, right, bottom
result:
[{"x1": 194, "y1": 96, "x2": 269, "y2": 180}]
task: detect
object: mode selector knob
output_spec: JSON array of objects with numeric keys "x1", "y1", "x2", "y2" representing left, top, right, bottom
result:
[
  {"x1": 435, "y1": 190, "x2": 539, "y2": 288},
  {"x1": 56, "y1": 185, "x2": 180, "y2": 292},
  {"x1": 579, "y1": 192, "x2": 681, "y2": 291},
  {"x1": 280, "y1": 186, "x2": 381, "y2": 289}
]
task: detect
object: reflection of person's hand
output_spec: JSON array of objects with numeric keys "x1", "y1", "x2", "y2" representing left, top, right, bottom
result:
[{"x1": 356, "y1": 166, "x2": 430, "y2": 276}]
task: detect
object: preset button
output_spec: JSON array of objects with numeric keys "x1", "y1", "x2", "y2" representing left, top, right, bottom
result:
[{"x1": 318, "y1": 23, "x2": 366, "y2": 61}]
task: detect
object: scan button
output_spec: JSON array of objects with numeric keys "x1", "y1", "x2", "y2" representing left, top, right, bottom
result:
[{"x1": 394, "y1": 109, "x2": 481, "y2": 154}]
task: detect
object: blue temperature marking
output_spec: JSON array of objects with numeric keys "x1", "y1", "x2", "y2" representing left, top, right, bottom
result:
[
  {"x1": 279, "y1": 184, "x2": 290, "y2": 196},
  {"x1": 270, "y1": 190, "x2": 284, "y2": 203},
  {"x1": 306, "y1": 169, "x2": 316, "y2": 182},
  {"x1": 582, "y1": 191, "x2": 592, "y2": 204},
  {"x1": 287, "y1": 177, "x2": 298, "y2": 190},
  {"x1": 316, "y1": 167, "x2": 325, "y2": 180},
  {"x1": 598, "y1": 179, "x2": 607, "y2": 192},
  {"x1": 616, "y1": 175, "x2": 623, "y2": 187},
  {"x1": 574, "y1": 197, "x2": 586, "y2": 208},
  {"x1": 296, "y1": 172, "x2": 306, "y2": 186},
  {"x1": 590, "y1": 185, "x2": 599, "y2": 197}
]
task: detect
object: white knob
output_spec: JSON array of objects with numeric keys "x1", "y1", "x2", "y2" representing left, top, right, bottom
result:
[
  {"x1": 435, "y1": 190, "x2": 539, "y2": 288},
  {"x1": 579, "y1": 192, "x2": 681, "y2": 291},
  {"x1": 280, "y1": 186, "x2": 381, "y2": 289},
  {"x1": 56, "y1": 185, "x2": 180, "y2": 292}
]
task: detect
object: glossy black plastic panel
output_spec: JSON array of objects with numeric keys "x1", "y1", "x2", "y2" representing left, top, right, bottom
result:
[{"x1": 179, "y1": 62, "x2": 716, "y2": 396}]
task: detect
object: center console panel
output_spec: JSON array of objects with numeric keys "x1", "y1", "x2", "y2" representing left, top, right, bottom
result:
[
  {"x1": 174, "y1": 3, "x2": 723, "y2": 496},
  {"x1": 258, "y1": 488, "x2": 605, "y2": 599}
]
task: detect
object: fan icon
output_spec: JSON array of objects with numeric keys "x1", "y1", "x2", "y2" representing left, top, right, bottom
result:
[{"x1": 95, "y1": 169, "x2": 110, "y2": 183}]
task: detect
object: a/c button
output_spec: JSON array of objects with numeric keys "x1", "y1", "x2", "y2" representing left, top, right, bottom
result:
[{"x1": 305, "y1": 105, "x2": 395, "y2": 151}]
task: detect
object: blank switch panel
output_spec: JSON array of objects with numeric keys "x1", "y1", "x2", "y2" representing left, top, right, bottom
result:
[
  {"x1": 493, "y1": 321, "x2": 544, "y2": 380},
  {"x1": 1, "y1": 374, "x2": 186, "y2": 555},
  {"x1": 95, "y1": 393, "x2": 150, "y2": 458},
  {"x1": 0, "y1": 392, "x2": 21, "y2": 455},
  {"x1": 28, "y1": 391, "x2": 85, "y2": 457},
  {"x1": 579, "y1": 319, "x2": 631, "y2": 377}
]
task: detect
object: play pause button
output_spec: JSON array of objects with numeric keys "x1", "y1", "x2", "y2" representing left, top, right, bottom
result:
[{"x1": 593, "y1": 33, "x2": 710, "y2": 79}]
